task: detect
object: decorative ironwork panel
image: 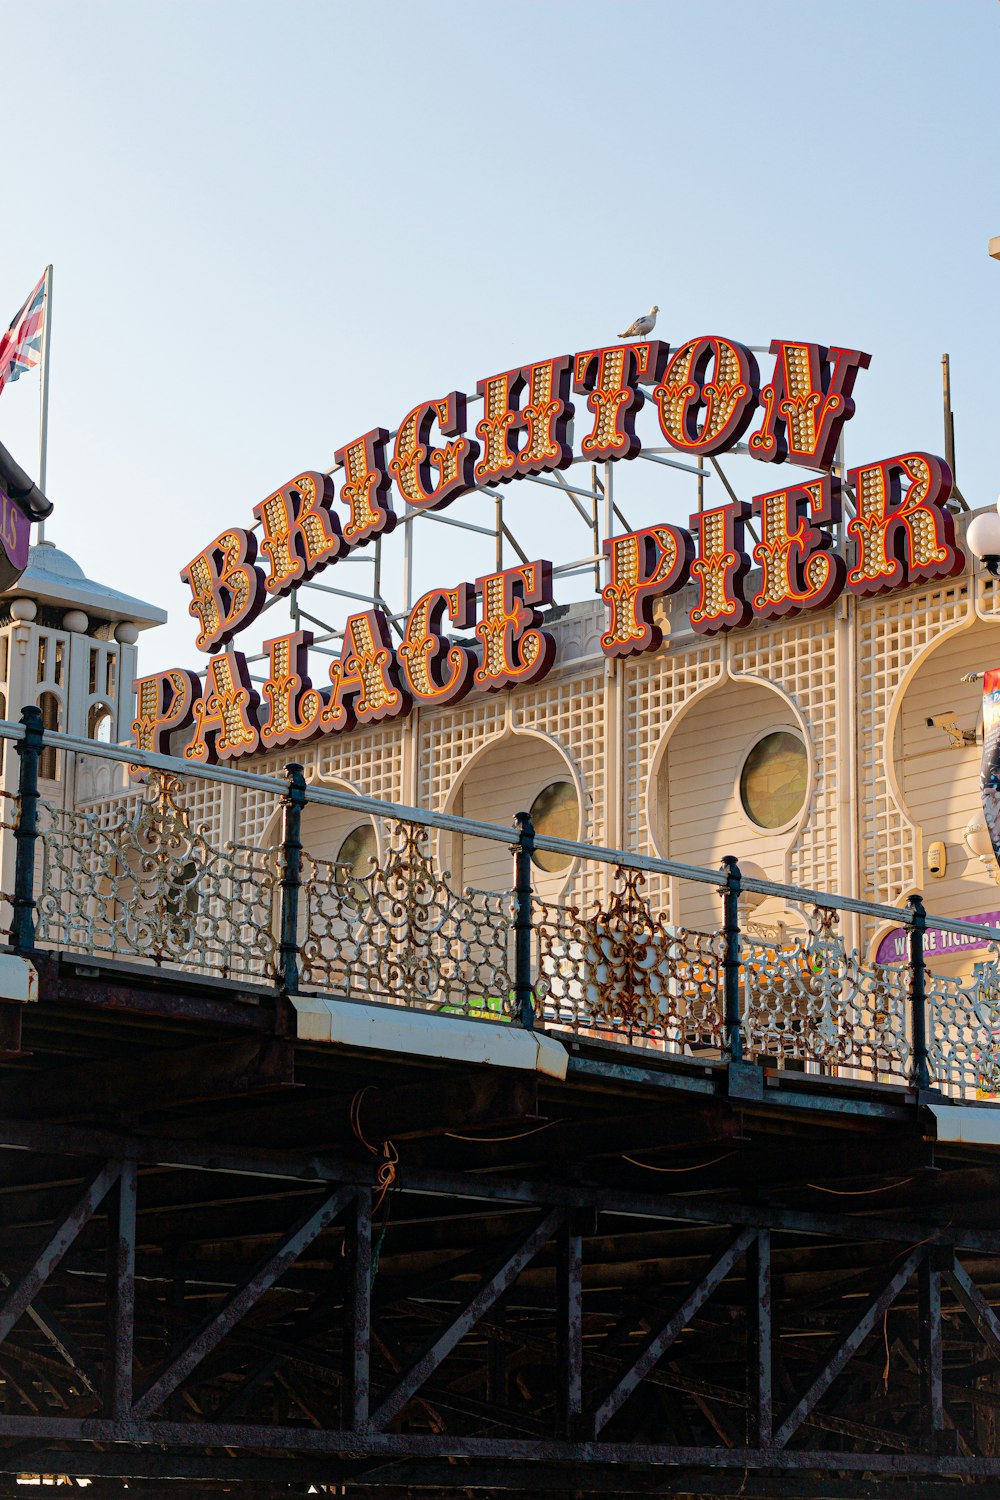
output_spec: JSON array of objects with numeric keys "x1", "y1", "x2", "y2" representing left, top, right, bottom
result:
[
  {"x1": 927, "y1": 953, "x2": 1000, "y2": 1098},
  {"x1": 741, "y1": 909, "x2": 912, "y2": 1079},
  {"x1": 533, "y1": 866, "x2": 726, "y2": 1049},
  {"x1": 34, "y1": 772, "x2": 278, "y2": 982},
  {"x1": 300, "y1": 819, "x2": 514, "y2": 1017}
]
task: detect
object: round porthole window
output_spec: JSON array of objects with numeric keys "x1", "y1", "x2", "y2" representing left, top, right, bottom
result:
[
  {"x1": 739, "y1": 731, "x2": 808, "y2": 830},
  {"x1": 528, "y1": 781, "x2": 579, "y2": 873},
  {"x1": 336, "y1": 824, "x2": 378, "y2": 905}
]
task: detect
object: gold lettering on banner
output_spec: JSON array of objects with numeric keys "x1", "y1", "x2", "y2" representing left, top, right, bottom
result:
[{"x1": 184, "y1": 652, "x2": 260, "y2": 764}]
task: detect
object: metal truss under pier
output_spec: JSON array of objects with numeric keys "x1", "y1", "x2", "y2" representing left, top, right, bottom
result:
[{"x1": 1, "y1": 952, "x2": 1000, "y2": 1499}]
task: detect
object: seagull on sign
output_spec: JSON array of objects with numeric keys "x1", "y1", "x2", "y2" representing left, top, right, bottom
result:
[{"x1": 618, "y1": 304, "x2": 659, "y2": 339}]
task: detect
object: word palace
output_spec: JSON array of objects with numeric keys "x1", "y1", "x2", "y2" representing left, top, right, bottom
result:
[{"x1": 133, "y1": 333, "x2": 964, "y2": 762}]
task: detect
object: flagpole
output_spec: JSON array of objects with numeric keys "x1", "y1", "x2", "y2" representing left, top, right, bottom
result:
[{"x1": 36, "y1": 264, "x2": 53, "y2": 542}]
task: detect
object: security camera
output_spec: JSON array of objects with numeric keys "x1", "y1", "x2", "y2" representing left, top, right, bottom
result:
[{"x1": 926, "y1": 712, "x2": 977, "y2": 749}]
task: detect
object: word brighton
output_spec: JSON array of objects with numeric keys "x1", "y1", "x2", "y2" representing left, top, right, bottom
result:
[{"x1": 133, "y1": 334, "x2": 964, "y2": 761}]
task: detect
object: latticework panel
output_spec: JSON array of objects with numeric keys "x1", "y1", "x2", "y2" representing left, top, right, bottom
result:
[
  {"x1": 730, "y1": 614, "x2": 839, "y2": 893},
  {"x1": 418, "y1": 696, "x2": 508, "y2": 813},
  {"x1": 513, "y1": 670, "x2": 605, "y2": 909},
  {"x1": 79, "y1": 773, "x2": 226, "y2": 847},
  {"x1": 856, "y1": 579, "x2": 971, "y2": 912},
  {"x1": 623, "y1": 639, "x2": 724, "y2": 915}
]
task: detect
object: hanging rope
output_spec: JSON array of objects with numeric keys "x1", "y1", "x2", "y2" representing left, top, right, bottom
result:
[{"x1": 350, "y1": 1087, "x2": 399, "y2": 1211}]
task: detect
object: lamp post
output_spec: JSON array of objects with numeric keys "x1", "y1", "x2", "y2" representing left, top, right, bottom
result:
[{"x1": 965, "y1": 501, "x2": 1000, "y2": 577}]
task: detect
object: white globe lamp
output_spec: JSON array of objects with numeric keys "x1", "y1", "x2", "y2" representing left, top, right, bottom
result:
[{"x1": 967, "y1": 505, "x2": 1000, "y2": 577}]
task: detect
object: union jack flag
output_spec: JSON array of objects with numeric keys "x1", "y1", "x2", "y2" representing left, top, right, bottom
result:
[{"x1": 0, "y1": 273, "x2": 47, "y2": 397}]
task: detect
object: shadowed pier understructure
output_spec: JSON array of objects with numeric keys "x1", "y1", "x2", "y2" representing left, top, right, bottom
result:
[
  {"x1": 1, "y1": 952, "x2": 1000, "y2": 1499},
  {"x1": 1, "y1": 719, "x2": 1000, "y2": 1498}
]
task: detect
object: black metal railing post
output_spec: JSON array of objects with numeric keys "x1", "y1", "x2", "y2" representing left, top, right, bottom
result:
[
  {"x1": 908, "y1": 892, "x2": 931, "y2": 1091},
  {"x1": 512, "y1": 811, "x2": 536, "y2": 1030},
  {"x1": 721, "y1": 854, "x2": 743, "y2": 1064},
  {"x1": 278, "y1": 763, "x2": 307, "y2": 994},
  {"x1": 9, "y1": 705, "x2": 43, "y2": 953}
]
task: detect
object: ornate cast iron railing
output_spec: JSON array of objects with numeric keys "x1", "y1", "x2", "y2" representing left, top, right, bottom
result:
[
  {"x1": 4, "y1": 708, "x2": 1000, "y2": 1099},
  {"x1": 34, "y1": 772, "x2": 278, "y2": 981},
  {"x1": 299, "y1": 820, "x2": 514, "y2": 1017}
]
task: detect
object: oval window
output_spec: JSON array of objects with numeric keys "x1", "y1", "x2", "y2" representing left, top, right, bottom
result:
[
  {"x1": 739, "y1": 732, "x2": 808, "y2": 830},
  {"x1": 336, "y1": 824, "x2": 378, "y2": 906},
  {"x1": 529, "y1": 781, "x2": 579, "y2": 873}
]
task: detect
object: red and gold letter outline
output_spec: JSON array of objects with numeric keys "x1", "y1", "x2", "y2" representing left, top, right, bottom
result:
[
  {"x1": 688, "y1": 503, "x2": 753, "y2": 635},
  {"x1": 573, "y1": 342, "x2": 668, "y2": 462},
  {"x1": 750, "y1": 476, "x2": 846, "y2": 621},
  {"x1": 474, "y1": 358, "x2": 574, "y2": 485},
  {"x1": 335, "y1": 428, "x2": 396, "y2": 547},
  {"x1": 846, "y1": 452, "x2": 962, "y2": 597},
  {"x1": 253, "y1": 473, "x2": 342, "y2": 597},
  {"x1": 390, "y1": 392, "x2": 479, "y2": 513},
  {"x1": 398, "y1": 584, "x2": 476, "y2": 705},
  {"x1": 473, "y1": 562, "x2": 556, "y2": 691},
  {"x1": 132, "y1": 668, "x2": 202, "y2": 754},
  {"x1": 748, "y1": 341, "x2": 870, "y2": 468},
  {"x1": 180, "y1": 529, "x2": 265, "y2": 654},
  {"x1": 600, "y1": 524, "x2": 693, "y2": 658},
  {"x1": 653, "y1": 337, "x2": 760, "y2": 457},
  {"x1": 320, "y1": 609, "x2": 410, "y2": 735},
  {"x1": 183, "y1": 652, "x2": 260, "y2": 764},
  {"x1": 260, "y1": 630, "x2": 324, "y2": 750}
]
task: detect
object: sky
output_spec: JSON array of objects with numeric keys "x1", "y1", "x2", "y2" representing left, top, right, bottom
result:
[{"x1": 0, "y1": 0, "x2": 997, "y2": 677}]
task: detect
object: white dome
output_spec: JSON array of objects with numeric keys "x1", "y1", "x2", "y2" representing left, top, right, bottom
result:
[{"x1": 25, "y1": 542, "x2": 87, "y2": 581}]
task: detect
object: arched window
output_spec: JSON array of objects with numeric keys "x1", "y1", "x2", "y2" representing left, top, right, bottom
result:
[
  {"x1": 336, "y1": 824, "x2": 378, "y2": 908},
  {"x1": 528, "y1": 781, "x2": 579, "y2": 873},
  {"x1": 38, "y1": 692, "x2": 61, "y2": 781},
  {"x1": 88, "y1": 702, "x2": 114, "y2": 743}
]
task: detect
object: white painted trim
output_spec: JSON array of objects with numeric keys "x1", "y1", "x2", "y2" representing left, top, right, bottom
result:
[
  {"x1": 0, "y1": 954, "x2": 38, "y2": 1003},
  {"x1": 291, "y1": 994, "x2": 568, "y2": 1079},
  {"x1": 931, "y1": 1102, "x2": 1000, "y2": 1145}
]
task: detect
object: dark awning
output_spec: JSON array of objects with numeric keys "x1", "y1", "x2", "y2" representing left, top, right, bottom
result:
[{"x1": 0, "y1": 439, "x2": 52, "y2": 521}]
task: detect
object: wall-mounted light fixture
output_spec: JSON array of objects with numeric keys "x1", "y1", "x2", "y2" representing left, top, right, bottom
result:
[{"x1": 964, "y1": 813, "x2": 1000, "y2": 882}]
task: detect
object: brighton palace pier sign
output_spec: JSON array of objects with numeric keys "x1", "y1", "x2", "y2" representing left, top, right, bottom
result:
[{"x1": 133, "y1": 334, "x2": 964, "y2": 762}]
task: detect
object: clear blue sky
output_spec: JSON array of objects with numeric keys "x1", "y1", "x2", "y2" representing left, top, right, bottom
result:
[{"x1": 0, "y1": 0, "x2": 997, "y2": 673}]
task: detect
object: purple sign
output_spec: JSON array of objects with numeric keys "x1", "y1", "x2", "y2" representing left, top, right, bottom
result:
[
  {"x1": 875, "y1": 911, "x2": 1000, "y2": 966},
  {"x1": 0, "y1": 486, "x2": 30, "y2": 574}
]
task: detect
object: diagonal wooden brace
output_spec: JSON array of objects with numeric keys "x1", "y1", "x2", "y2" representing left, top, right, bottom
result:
[
  {"x1": 132, "y1": 1184, "x2": 354, "y2": 1419},
  {"x1": 774, "y1": 1246, "x2": 925, "y2": 1449},
  {"x1": 945, "y1": 1251, "x2": 1000, "y2": 1360},
  {"x1": 590, "y1": 1227, "x2": 755, "y2": 1436},
  {"x1": 370, "y1": 1207, "x2": 565, "y2": 1431},
  {"x1": 0, "y1": 1161, "x2": 122, "y2": 1348}
]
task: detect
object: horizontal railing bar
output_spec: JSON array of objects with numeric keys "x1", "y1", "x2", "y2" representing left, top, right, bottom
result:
[{"x1": 5, "y1": 719, "x2": 1000, "y2": 939}]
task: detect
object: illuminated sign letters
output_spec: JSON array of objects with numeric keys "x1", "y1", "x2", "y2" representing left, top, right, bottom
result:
[{"x1": 135, "y1": 330, "x2": 964, "y2": 759}]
